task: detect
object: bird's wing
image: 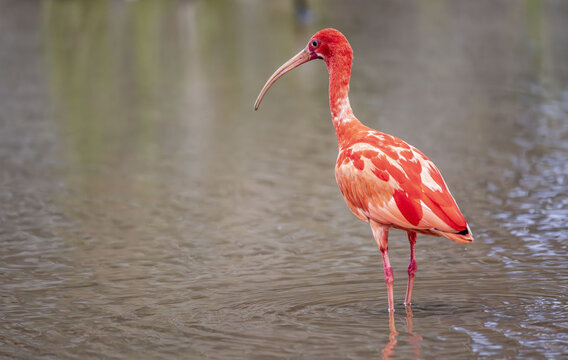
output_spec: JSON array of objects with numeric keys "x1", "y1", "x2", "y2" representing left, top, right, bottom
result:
[{"x1": 335, "y1": 132, "x2": 469, "y2": 235}]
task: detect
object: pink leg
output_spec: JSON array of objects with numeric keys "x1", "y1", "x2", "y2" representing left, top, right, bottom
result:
[
  {"x1": 370, "y1": 221, "x2": 395, "y2": 312},
  {"x1": 405, "y1": 231, "x2": 418, "y2": 306}
]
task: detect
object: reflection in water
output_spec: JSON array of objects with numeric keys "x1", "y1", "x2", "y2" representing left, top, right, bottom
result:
[
  {"x1": 404, "y1": 306, "x2": 423, "y2": 359},
  {"x1": 1, "y1": 1, "x2": 568, "y2": 359},
  {"x1": 381, "y1": 307, "x2": 423, "y2": 360},
  {"x1": 382, "y1": 312, "x2": 398, "y2": 360}
]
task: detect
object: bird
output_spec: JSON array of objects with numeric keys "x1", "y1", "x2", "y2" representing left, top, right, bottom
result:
[{"x1": 254, "y1": 28, "x2": 473, "y2": 312}]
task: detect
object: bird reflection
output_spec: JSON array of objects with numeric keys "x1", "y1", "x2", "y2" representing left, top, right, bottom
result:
[
  {"x1": 381, "y1": 312, "x2": 399, "y2": 359},
  {"x1": 405, "y1": 306, "x2": 423, "y2": 358},
  {"x1": 381, "y1": 306, "x2": 423, "y2": 360}
]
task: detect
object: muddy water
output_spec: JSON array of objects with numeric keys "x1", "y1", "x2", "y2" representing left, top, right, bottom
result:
[{"x1": 1, "y1": 1, "x2": 567, "y2": 359}]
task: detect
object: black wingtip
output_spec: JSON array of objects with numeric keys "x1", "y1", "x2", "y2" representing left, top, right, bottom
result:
[{"x1": 457, "y1": 228, "x2": 469, "y2": 236}]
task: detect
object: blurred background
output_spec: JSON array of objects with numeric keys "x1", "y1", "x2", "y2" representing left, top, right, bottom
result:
[{"x1": 1, "y1": 0, "x2": 567, "y2": 359}]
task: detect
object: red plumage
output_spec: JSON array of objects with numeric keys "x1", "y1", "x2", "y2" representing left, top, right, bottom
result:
[{"x1": 255, "y1": 28, "x2": 473, "y2": 311}]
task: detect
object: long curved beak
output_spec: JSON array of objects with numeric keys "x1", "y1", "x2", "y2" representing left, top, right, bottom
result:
[{"x1": 254, "y1": 47, "x2": 311, "y2": 110}]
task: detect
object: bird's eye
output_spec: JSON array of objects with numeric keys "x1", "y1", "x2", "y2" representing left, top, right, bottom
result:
[{"x1": 311, "y1": 39, "x2": 319, "y2": 48}]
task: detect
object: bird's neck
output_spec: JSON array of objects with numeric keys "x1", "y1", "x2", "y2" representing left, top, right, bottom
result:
[{"x1": 325, "y1": 56, "x2": 363, "y2": 149}]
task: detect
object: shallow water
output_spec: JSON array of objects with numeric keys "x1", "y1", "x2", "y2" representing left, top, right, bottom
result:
[{"x1": 1, "y1": 1, "x2": 567, "y2": 359}]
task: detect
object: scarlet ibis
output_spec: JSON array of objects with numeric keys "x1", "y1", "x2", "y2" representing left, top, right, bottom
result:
[{"x1": 254, "y1": 28, "x2": 473, "y2": 312}]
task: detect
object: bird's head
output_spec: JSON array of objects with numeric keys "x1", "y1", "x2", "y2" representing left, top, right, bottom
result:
[
  {"x1": 254, "y1": 28, "x2": 352, "y2": 110},
  {"x1": 308, "y1": 28, "x2": 352, "y2": 64}
]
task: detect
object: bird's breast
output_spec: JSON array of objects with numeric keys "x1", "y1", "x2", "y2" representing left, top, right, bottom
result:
[{"x1": 335, "y1": 144, "x2": 397, "y2": 223}]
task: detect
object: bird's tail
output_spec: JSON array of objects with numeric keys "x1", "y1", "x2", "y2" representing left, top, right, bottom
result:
[{"x1": 439, "y1": 224, "x2": 474, "y2": 244}]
